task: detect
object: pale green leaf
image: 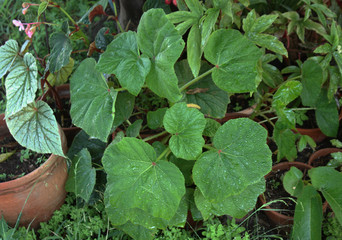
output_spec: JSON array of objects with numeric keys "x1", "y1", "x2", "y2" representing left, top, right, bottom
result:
[
  {"x1": 47, "y1": 57, "x2": 74, "y2": 86},
  {"x1": 0, "y1": 40, "x2": 20, "y2": 78},
  {"x1": 6, "y1": 101, "x2": 64, "y2": 156},
  {"x1": 187, "y1": 24, "x2": 201, "y2": 78},
  {"x1": 5, "y1": 53, "x2": 37, "y2": 117}
]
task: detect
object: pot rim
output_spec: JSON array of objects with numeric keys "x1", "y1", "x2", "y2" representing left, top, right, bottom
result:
[{"x1": 0, "y1": 114, "x2": 67, "y2": 190}]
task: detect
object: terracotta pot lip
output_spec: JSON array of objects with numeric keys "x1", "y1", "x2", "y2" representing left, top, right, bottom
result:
[
  {"x1": 0, "y1": 115, "x2": 67, "y2": 189},
  {"x1": 308, "y1": 148, "x2": 342, "y2": 166}
]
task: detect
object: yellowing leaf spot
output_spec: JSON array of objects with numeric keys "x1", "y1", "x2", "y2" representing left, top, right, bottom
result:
[{"x1": 186, "y1": 103, "x2": 201, "y2": 109}]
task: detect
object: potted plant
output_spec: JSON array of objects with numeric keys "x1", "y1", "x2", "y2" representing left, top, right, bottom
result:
[{"x1": 64, "y1": 0, "x2": 297, "y2": 237}]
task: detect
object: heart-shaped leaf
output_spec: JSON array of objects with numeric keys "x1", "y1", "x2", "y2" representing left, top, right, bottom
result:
[
  {"x1": 163, "y1": 102, "x2": 206, "y2": 160},
  {"x1": 193, "y1": 118, "x2": 272, "y2": 202},
  {"x1": 6, "y1": 101, "x2": 64, "y2": 156},
  {"x1": 97, "y1": 31, "x2": 151, "y2": 96},
  {"x1": 65, "y1": 148, "x2": 96, "y2": 203},
  {"x1": 204, "y1": 29, "x2": 262, "y2": 93},
  {"x1": 137, "y1": 9, "x2": 184, "y2": 102},
  {"x1": 70, "y1": 58, "x2": 117, "y2": 142},
  {"x1": 0, "y1": 40, "x2": 20, "y2": 78},
  {"x1": 48, "y1": 32, "x2": 72, "y2": 73},
  {"x1": 102, "y1": 137, "x2": 185, "y2": 220},
  {"x1": 195, "y1": 178, "x2": 265, "y2": 219},
  {"x1": 5, "y1": 53, "x2": 37, "y2": 117}
]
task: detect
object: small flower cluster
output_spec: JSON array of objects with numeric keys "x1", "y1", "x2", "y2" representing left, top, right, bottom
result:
[
  {"x1": 12, "y1": 20, "x2": 37, "y2": 38},
  {"x1": 12, "y1": 2, "x2": 38, "y2": 38},
  {"x1": 165, "y1": 0, "x2": 177, "y2": 6}
]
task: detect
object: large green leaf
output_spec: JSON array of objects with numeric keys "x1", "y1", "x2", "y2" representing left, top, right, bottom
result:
[
  {"x1": 0, "y1": 40, "x2": 20, "y2": 78},
  {"x1": 137, "y1": 9, "x2": 184, "y2": 102},
  {"x1": 204, "y1": 29, "x2": 262, "y2": 93},
  {"x1": 105, "y1": 186, "x2": 188, "y2": 229},
  {"x1": 65, "y1": 148, "x2": 96, "y2": 203},
  {"x1": 6, "y1": 101, "x2": 64, "y2": 156},
  {"x1": 48, "y1": 32, "x2": 72, "y2": 73},
  {"x1": 70, "y1": 58, "x2": 117, "y2": 142},
  {"x1": 193, "y1": 118, "x2": 272, "y2": 202},
  {"x1": 102, "y1": 138, "x2": 185, "y2": 220},
  {"x1": 176, "y1": 60, "x2": 229, "y2": 118},
  {"x1": 5, "y1": 53, "x2": 37, "y2": 117},
  {"x1": 309, "y1": 167, "x2": 342, "y2": 225},
  {"x1": 315, "y1": 90, "x2": 339, "y2": 137},
  {"x1": 300, "y1": 59, "x2": 324, "y2": 107},
  {"x1": 97, "y1": 31, "x2": 151, "y2": 96},
  {"x1": 163, "y1": 102, "x2": 206, "y2": 160},
  {"x1": 292, "y1": 186, "x2": 323, "y2": 240},
  {"x1": 116, "y1": 221, "x2": 156, "y2": 240},
  {"x1": 195, "y1": 178, "x2": 265, "y2": 220}
]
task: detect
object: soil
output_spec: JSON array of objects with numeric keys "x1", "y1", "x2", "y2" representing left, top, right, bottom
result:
[
  {"x1": 264, "y1": 170, "x2": 297, "y2": 217},
  {"x1": 227, "y1": 93, "x2": 255, "y2": 113},
  {"x1": 296, "y1": 110, "x2": 319, "y2": 129},
  {"x1": 0, "y1": 142, "x2": 49, "y2": 182}
]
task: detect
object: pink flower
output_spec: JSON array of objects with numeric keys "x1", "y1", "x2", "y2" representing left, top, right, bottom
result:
[
  {"x1": 22, "y1": 3, "x2": 30, "y2": 15},
  {"x1": 165, "y1": 0, "x2": 177, "y2": 6},
  {"x1": 12, "y1": 20, "x2": 25, "y2": 31},
  {"x1": 25, "y1": 25, "x2": 36, "y2": 38}
]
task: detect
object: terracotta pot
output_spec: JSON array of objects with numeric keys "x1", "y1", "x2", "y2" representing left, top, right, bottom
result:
[
  {"x1": 308, "y1": 148, "x2": 342, "y2": 167},
  {"x1": 0, "y1": 115, "x2": 68, "y2": 229},
  {"x1": 295, "y1": 127, "x2": 327, "y2": 143},
  {"x1": 295, "y1": 108, "x2": 342, "y2": 143},
  {"x1": 258, "y1": 162, "x2": 313, "y2": 226},
  {"x1": 42, "y1": 84, "x2": 81, "y2": 146}
]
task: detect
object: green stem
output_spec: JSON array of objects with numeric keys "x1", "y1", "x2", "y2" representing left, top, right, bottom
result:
[
  {"x1": 57, "y1": 6, "x2": 76, "y2": 25},
  {"x1": 114, "y1": 87, "x2": 128, "y2": 92},
  {"x1": 203, "y1": 144, "x2": 216, "y2": 151},
  {"x1": 259, "y1": 113, "x2": 275, "y2": 128},
  {"x1": 179, "y1": 68, "x2": 215, "y2": 92},
  {"x1": 156, "y1": 147, "x2": 171, "y2": 161},
  {"x1": 258, "y1": 116, "x2": 278, "y2": 125},
  {"x1": 143, "y1": 130, "x2": 168, "y2": 142},
  {"x1": 290, "y1": 107, "x2": 316, "y2": 111},
  {"x1": 286, "y1": 75, "x2": 301, "y2": 81}
]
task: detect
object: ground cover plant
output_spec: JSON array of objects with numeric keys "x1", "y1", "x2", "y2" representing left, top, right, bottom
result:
[{"x1": 1, "y1": 0, "x2": 342, "y2": 239}]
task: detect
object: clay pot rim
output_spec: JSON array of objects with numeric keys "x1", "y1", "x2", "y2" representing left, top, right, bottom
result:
[
  {"x1": 0, "y1": 114, "x2": 67, "y2": 189},
  {"x1": 308, "y1": 148, "x2": 342, "y2": 166}
]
